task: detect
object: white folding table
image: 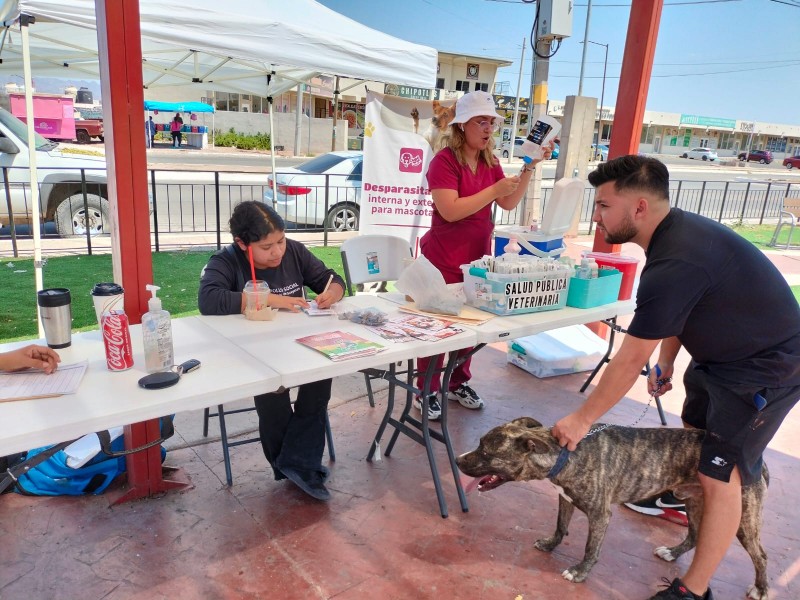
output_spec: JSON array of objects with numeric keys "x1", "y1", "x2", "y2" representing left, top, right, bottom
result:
[
  {"x1": 198, "y1": 294, "x2": 479, "y2": 517},
  {"x1": 0, "y1": 317, "x2": 281, "y2": 457}
]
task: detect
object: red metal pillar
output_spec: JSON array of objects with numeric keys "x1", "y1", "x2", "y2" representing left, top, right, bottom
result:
[
  {"x1": 592, "y1": 0, "x2": 664, "y2": 254},
  {"x1": 95, "y1": 0, "x2": 189, "y2": 501}
]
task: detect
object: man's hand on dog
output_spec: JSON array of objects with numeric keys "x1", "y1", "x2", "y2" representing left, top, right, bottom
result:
[{"x1": 552, "y1": 412, "x2": 593, "y2": 451}]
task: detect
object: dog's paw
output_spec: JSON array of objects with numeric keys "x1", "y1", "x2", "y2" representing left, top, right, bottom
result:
[
  {"x1": 561, "y1": 567, "x2": 587, "y2": 583},
  {"x1": 534, "y1": 537, "x2": 559, "y2": 552},
  {"x1": 746, "y1": 584, "x2": 769, "y2": 600},
  {"x1": 654, "y1": 546, "x2": 677, "y2": 562}
]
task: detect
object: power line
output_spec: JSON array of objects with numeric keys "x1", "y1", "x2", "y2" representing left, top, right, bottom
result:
[
  {"x1": 499, "y1": 57, "x2": 800, "y2": 68},
  {"x1": 544, "y1": 60, "x2": 800, "y2": 80},
  {"x1": 768, "y1": 0, "x2": 800, "y2": 7},
  {"x1": 484, "y1": 0, "x2": 743, "y2": 5}
]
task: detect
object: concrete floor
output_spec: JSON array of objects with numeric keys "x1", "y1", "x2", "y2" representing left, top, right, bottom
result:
[{"x1": 1, "y1": 239, "x2": 799, "y2": 599}]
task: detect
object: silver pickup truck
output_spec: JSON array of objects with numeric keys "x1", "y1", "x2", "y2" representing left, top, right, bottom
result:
[{"x1": 0, "y1": 107, "x2": 109, "y2": 238}]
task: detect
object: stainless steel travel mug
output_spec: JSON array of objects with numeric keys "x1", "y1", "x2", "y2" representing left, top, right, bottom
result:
[{"x1": 38, "y1": 288, "x2": 72, "y2": 348}]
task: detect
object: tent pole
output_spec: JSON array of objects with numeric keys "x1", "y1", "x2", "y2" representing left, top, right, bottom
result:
[
  {"x1": 269, "y1": 98, "x2": 277, "y2": 201},
  {"x1": 268, "y1": 74, "x2": 278, "y2": 202},
  {"x1": 20, "y1": 15, "x2": 44, "y2": 338},
  {"x1": 331, "y1": 75, "x2": 339, "y2": 151},
  {"x1": 294, "y1": 83, "x2": 302, "y2": 156},
  {"x1": 307, "y1": 85, "x2": 312, "y2": 156}
]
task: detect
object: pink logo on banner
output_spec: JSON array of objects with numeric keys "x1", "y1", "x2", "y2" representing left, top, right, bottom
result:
[{"x1": 398, "y1": 148, "x2": 424, "y2": 173}]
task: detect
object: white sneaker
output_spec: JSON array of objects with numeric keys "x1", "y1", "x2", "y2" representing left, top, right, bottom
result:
[
  {"x1": 413, "y1": 393, "x2": 442, "y2": 421},
  {"x1": 447, "y1": 383, "x2": 484, "y2": 409}
]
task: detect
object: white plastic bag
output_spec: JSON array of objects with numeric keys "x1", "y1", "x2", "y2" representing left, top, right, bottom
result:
[{"x1": 396, "y1": 255, "x2": 464, "y2": 316}]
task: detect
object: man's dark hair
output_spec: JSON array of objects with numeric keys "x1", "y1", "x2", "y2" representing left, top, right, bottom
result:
[
  {"x1": 587, "y1": 155, "x2": 669, "y2": 201},
  {"x1": 229, "y1": 201, "x2": 285, "y2": 245}
]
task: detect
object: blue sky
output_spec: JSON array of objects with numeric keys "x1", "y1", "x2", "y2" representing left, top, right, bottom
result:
[{"x1": 318, "y1": 0, "x2": 800, "y2": 127}]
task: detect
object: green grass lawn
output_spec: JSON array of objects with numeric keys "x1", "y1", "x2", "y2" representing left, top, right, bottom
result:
[
  {"x1": 2, "y1": 225, "x2": 797, "y2": 343},
  {"x1": 0, "y1": 246, "x2": 345, "y2": 342}
]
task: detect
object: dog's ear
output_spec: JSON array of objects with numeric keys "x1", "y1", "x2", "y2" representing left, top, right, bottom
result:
[
  {"x1": 518, "y1": 431, "x2": 553, "y2": 455},
  {"x1": 511, "y1": 417, "x2": 543, "y2": 429}
]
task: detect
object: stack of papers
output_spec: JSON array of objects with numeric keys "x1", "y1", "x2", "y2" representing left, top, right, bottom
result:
[
  {"x1": 399, "y1": 302, "x2": 494, "y2": 325},
  {"x1": 296, "y1": 330, "x2": 385, "y2": 361},
  {"x1": 367, "y1": 314, "x2": 465, "y2": 343},
  {"x1": 303, "y1": 300, "x2": 335, "y2": 317},
  {"x1": 0, "y1": 361, "x2": 88, "y2": 402}
]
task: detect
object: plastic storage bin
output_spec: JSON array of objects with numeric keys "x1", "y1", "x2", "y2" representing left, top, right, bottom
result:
[
  {"x1": 461, "y1": 264, "x2": 572, "y2": 316},
  {"x1": 584, "y1": 252, "x2": 639, "y2": 300},
  {"x1": 507, "y1": 324, "x2": 607, "y2": 378},
  {"x1": 566, "y1": 268, "x2": 622, "y2": 308}
]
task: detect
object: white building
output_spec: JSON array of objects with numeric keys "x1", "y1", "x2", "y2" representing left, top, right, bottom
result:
[{"x1": 141, "y1": 47, "x2": 800, "y2": 160}]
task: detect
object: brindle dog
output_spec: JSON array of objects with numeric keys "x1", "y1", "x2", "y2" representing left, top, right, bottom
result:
[{"x1": 456, "y1": 417, "x2": 769, "y2": 599}]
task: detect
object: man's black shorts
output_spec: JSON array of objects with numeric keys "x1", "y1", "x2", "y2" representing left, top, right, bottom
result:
[{"x1": 682, "y1": 363, "x2": 800, "y2": 485}]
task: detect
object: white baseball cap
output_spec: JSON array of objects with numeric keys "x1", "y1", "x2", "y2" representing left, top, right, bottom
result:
[{"x1": 451, "y1": 91, "x2": 504, "y2": 125}]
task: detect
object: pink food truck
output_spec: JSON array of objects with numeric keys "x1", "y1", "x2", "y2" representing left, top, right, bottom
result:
[{"x1": 9, "y1": 92, "x2": 77, "y2": 141}]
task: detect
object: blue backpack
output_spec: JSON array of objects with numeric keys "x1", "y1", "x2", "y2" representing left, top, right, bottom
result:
[
  {"x1": 11, "y1": 416, "x2": 173, "y2": 496},
  {"x1": 14, "y1": 439, "x2": 128, "y2": 496}
]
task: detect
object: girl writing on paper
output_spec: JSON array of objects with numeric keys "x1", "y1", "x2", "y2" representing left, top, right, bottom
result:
[
  {"x1": 415, "y1": 91, "x2": 552, "y2": 421},
  {"x1": 198, "y1": 201, "x2": 345, "y2": 501}
]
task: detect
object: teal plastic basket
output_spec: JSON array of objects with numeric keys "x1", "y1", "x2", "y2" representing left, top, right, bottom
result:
[{"x1": 566, "y1": 269, "x2": 622, "y2": 308}]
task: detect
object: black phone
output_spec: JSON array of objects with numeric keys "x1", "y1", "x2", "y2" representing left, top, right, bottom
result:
[{"x1": 138, "y1": 371, "x2": 180, "y2": 390}]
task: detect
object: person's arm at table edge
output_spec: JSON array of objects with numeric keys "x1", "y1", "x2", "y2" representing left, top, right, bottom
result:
[{"x1": 0, "y1": 345, "x2": 61, "y2": 374}]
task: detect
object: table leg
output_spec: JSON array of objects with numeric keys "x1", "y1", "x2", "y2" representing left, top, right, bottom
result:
[
  {"x1": 580, "y1": 318, "x2": 617, "y2": 393},
  {"x1": 439, "y1": 345, "x2": 485, "y2": 513},
  {"x1": 367, "y1": 362, "x2": 397, "y2": 461},
  {"x1": 109, "y1": 420, "x2": 191, "y2": 505},
  {"x1": 365, "y1": 355, "x2": 451, "y2": 517}
]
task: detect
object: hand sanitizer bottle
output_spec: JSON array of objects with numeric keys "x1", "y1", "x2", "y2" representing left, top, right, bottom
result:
[{"x1": 142, "y1": 284, "x2": 174, "y2": 373}]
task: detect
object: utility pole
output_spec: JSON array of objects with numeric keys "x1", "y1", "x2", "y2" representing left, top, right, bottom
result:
[
  {"x1": 577, "y1": 0, "x2": 594, "y2": 96},
  {"x1": 508, "y1": 39, "x2": 526, "y2": 164},
  {"x1": 523, "y1": 37, "x2": 552, "y2": 226}
]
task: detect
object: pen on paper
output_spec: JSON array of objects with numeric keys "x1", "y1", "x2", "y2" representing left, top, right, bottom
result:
[{"x1": 322, "y1": 274, "x2": 334, "y2": 295}]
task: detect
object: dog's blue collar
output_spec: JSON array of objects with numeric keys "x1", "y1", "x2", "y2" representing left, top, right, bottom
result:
[{"x1": 547, "y1": 447, "x2": 571, "y2": 479}]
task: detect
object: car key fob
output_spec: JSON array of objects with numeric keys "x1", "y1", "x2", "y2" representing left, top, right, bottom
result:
[{"x1": 138, "y1": 370, "x2": 180, "y2": 390}]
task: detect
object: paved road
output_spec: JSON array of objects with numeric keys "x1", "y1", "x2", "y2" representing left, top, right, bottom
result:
[{"x1": 5, "y1": 144, "x2": 799, "y2": 244}]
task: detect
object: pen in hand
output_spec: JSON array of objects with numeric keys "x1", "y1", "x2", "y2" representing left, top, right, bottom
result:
[{"x1": 322, "y1": 274, "x2": 334, "y2": 295}]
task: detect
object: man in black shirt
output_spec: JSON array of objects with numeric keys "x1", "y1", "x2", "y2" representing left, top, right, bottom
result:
[{"x1": 552, "y1": 155, "x2": 800, "y2": 600}]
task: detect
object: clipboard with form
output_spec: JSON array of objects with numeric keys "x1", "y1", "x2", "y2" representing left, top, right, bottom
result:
[{"x1": 0, "y1": 361, "x2": 88, "y2": 402}]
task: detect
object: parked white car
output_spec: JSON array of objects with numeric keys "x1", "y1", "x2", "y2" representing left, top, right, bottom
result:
[
  {"x1": 0, "y1": 107, "x2": 109, "y2": 237},
  {"x1": 497, "y1": 137, "x2": 526, "y2": 159},
  {"x1": 681, "y1": 147, "x2": 718, "y2": 161},
  {"x1": 265, "y1": 151, "x2": 362, "y2": 231}
]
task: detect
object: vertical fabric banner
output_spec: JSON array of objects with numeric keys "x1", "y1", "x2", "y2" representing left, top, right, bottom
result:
[{"x1": 361, "y1": 91, "x2": 456, "y2": 253}]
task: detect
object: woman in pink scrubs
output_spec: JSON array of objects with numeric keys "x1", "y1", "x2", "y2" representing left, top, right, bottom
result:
[{"x1": 415, "y1": 91, "x2": 550, "y2": 421}]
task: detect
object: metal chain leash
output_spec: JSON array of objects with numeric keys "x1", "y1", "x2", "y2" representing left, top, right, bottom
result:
[{"x1": 584, "y1": 371, "x2": 672, "y2": 438}]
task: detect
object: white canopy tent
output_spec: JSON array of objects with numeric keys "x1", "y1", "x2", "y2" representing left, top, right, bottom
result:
[
  {"x1": 4, "y1": 0, "x2": 437, "y2": 95},
  {"x1": 0, "y1": 0, "x2": 437, "y2": 313}
]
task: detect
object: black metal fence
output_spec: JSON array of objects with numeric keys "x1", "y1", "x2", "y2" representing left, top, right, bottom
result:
[{"x1": 2, "y1": 165, "x2": 799, "y2": 257}]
